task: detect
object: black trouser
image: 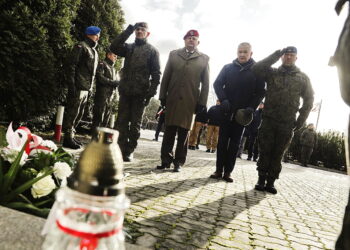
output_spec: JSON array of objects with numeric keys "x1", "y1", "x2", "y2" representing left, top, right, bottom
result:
[
  {"x1": 154, "y1": 114, "x2": 165, "y2": 140},
  {"x1": 161, "y1": 125, "x2": 189, "y2": 166},
  {"x1": 63, "y1": 89, "x2": 89, "y2": 137},
  {"x1": 247, "y1": 132, "x2": 259, "y2": 160},
  {"x1": 300, "y1": 145, "x2": 313, "y2": 165},
  {"x1": 216, "y1": 119, "x2": 244, "y2": 175}
]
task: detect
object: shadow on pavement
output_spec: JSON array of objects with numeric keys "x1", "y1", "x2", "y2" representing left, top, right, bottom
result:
[
  {"x1": 129, "y1": 188, "x2": 266, "y2": 249},
  {"x1": 126, "y1": 177, "x2": 216, "y2": 204}
]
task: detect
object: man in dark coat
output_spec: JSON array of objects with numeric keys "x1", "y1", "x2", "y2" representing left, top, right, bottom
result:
[
  {"x1": 153, "y1": 106, "x2": 165, "y2": 141},
  {"x1": 210, "y1": 42, "x2": 265, "y2": 182},
  {"x1": 189, "y1": 107, "x2": 208, "y2": 150},
  {"x1": 252, "y1": 46, "x2": 314, "y2": 194},
  {"x1": 206, "y1": 100, "x2": 221, "y2": 153},
  {"x1": 110, "y1": 22, "x2": 161, "y2": 161},
  {"x1": 246, "y1": 102, "x2": 264, "y2": 161},
  {"x1": 299, "y1": 123, "x2": 317, "y2": 167},
  {"x1": 63, "y1": 26, "x2": 101, "y2": 149},
  {"x1": 91, "y1": 49, "x2": 119, "y2": 139},
  {"x1": 157, "y1": 29, "x2": 209, "y2": 172}
]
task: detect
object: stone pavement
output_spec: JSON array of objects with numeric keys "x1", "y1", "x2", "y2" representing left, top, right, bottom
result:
[{"x1": 121, "y1": 129, "x2": 350, "y2": 250}]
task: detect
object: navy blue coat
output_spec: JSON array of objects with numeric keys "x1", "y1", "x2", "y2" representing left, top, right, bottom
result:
[
  {"x1": 214, "y1": 59, "x2": 265, "y2": 112},
  {"x1": 195, "y1": 108, "x2": 208, "y2": 123},
  {"x1": 207, "y1": 105, "x2": 222, "y2": 126},
  {"x1": 246, "y1": 108, "x2": 263, "y2": 135}
]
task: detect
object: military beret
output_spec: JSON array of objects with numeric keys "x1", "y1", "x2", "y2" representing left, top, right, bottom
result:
[
  {"x1": 183, "y1": 29, "x2": 199, "y2": 40},
  {"x1": 85, "y1": 26, "x2": 101, "y2": 35},
  {"x1": 135, "y1": 22, "x2": 148, "y2": 29},
  {"x1": 235, "y1": 109, "x2": 253, "y2": 126},
  {"x1": 284, "y1": 46, "x2": 297, "y2": 54}
]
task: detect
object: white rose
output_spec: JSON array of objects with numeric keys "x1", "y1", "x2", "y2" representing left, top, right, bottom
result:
[
  {"x1": 0, "y1": 147, "x2": 28, "y2": 166},
  {"x1": 31, "y1": 173, "x2": 56, "y2": 198},
  {"x1": 41, "y1": 140, "x2": 58, "y2": 151},
  {"x1": 53, "y1": 162, "x2": 72, "y2": 180}
]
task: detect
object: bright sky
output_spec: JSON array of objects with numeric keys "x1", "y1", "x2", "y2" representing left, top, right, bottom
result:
[{"x1": 119, "y1": 0, "x2": 349, "y2": 132}]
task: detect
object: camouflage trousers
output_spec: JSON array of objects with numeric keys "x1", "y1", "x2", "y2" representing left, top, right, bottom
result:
[
  {"x1": 115, "y1": 94, "x2": 145, "y2": 156},
  {"x1": 257, "y1": 118, "x2": 294, "y2": 179},
  {"x1": 300, "y1": 145, "x2": 313, "y2": 165},
  {"x1": 63, "y1": 89, "x2": 89, "y2": 137}
]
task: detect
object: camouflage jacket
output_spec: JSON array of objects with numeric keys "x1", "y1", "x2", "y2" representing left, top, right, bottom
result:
[
  {"x1": 252, "y1": 51, "x2": 314, "y2": 128},
  {"x1": 300, "y1": 128, "x2": 317, "y2": 148},
  {"x1": 110, "y1": 25, "x2": 161, "y2": 97},
  {"x1": 95, "y1": 58, "x2": 119, "y2": 102},
  {"x1": 66, "y1": 38, "x2": 99, "y2": 91}
]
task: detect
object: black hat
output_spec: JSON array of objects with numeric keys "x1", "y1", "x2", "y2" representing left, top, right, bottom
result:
[
  {"x1": 135, "y1": 22, "x2": 148, "y2": 29},
  {"x1": 285, "y1": 46, "x2": 297, "y2": 54}
]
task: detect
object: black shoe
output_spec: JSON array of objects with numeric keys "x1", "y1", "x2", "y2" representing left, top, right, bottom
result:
[
  {"x1": 206, "y1": 149, "x2": 211, "y2": 153},
  {"x1": 209, "y1": 172, "x2": 222, "y2": 179},
  {"x1": 253, "y1": 158, "x2": 258, "y2": 162},
  {"x1": 196, "y1": 145, "x2": 199, "y2": 149},
  {"x1": 188, "y1": 145, "x2": 195, "y2": 150},
  {"x1": 265, "y1": 178, "x2": 277, "y2": 194},
  {"x1": 222, "y1": 174, "x2": 233, "y2": 183},
  {"x1": 123, "y1": 153, "x2": 133, "y2": 162},
  {"x1": 254, "y1": 175, "x2": 266, "y2": 191},
  {"x1": 211, "y1": 149, "x2": 216, "y2": 153},
  {"x1": 153, "y1": 138, "x2": 158, "y2": 141},
  {"x1": 247, "y1": 157, "x2": 252, "y2": 161},
  {"x1": 173, "y1": 165, "x2": 181, "y2": 172},
  {"x1": 63, "y1": 137, "x2": 81, "y2": 149},
  {"x1": 156, "y1": 163, "x2": 170, "y2": 169}
]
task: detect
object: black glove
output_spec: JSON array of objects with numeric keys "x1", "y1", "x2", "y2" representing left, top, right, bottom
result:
[
  {"x1": 221, "y1": 99, "x2": 231, "y2": 113},
  {"x1": 195, "y1": 104, "x2": 205, "y2": 114},
  {"x1": 160, "y1": 99, "x2": 166, "y2": 107},
  {"x1": 244, "y1": 107, "x2": 254, "y2": 116}
]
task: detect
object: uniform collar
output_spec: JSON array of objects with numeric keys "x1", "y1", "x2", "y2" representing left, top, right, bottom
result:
[
  {"x1": 179, "y1": 47, "x2": 201, "y2": 60},
  {"x1": 85, "y1": 38, "x2": 98, "y2": 48},
  {"x1": 105, "y1": 57, "x2": 115, "y2": 66},
  {"x1": 278, "y1": 64, "x2": 300, "y2": 73}
]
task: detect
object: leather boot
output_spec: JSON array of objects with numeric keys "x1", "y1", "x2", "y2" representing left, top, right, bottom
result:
[
  {"x1": 222, "y1": 174, "x2": 233, "y2": 183},
  {"x1": 209, "y1": 172, "x2": 222, "y2": 179},
  {"x1": 254, "y1": 174, "x2": 266, "y2": 191},
  {"x1": 63, "y1": 135, "x2": 80, "y2": 149},
  {"x1": 265, "y1": 178, "x2": 277, "y2": 194}
]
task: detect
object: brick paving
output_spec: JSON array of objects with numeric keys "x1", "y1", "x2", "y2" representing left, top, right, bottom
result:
[{"x1": 120, "y1": 130, "x2": 349, "y2": 249}]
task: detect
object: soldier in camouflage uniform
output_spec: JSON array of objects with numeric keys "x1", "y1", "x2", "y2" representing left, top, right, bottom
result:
[
  {"x1": 252, "y1": 46, "x2": 314, "y2": 194},
  {"x1": 63, "y1": 26, "x2": 101, "y2": 149},
  {"x1": 91, "y1": 49, "x2": 119, "y2": 139},
  {"x1": 110, "y1": 22, "x2": 161, "y2": 162},
  {"x1": 299, "y1": 123, "x2": 317, "y2": 167}
]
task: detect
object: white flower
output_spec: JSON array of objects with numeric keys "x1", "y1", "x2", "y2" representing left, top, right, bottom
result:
[
  {"x1": 31, "y1": 173, "x2": 56, "y2": 198},
  {"x1": 0, "y1": 147, "x2": 28, "y2": 166},
  {"x1": 53, "y1": 162, "x2": 72, "y2": 180},
  {"x1": 41, "y1": 140, "x2": 58, "y2": 151}
]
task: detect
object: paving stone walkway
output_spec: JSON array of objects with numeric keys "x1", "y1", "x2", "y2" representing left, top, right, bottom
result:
[{"x1": 122, "y1": 130, "x2": 349, "y2": 249}]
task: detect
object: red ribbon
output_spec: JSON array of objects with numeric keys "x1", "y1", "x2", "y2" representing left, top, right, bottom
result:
[{"x1": 56, "y1": 220, "x2": 121, "y2": 250}]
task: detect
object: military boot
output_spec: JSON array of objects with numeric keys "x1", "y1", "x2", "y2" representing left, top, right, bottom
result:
[
  {"x1": 254, "y1": 174, "x2": 266, "y2": 191},
  {"x1": 63, "y1": 134, "x2": 80, "y2": 149},
  {"x1": 265, "y1": 178, "x2": 277, "y2": 194}
]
